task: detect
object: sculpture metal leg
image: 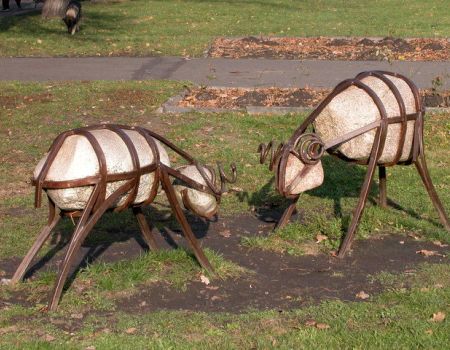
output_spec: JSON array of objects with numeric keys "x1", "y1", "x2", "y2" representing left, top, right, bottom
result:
[
  {"x1": 378, "y1": 166, "x2": 387, "y2": 208},
  {"x1": 415, "y1": 155, "x2": 450, "y2": 231},
  {"x1": 275, "y1": 197, "x2": 299, "y2": 230},
  {"x1": 338, "y1": 154, "x2": 378, "y2": 258},
  {"x1": 132, "y1": 206, "x2": 159, "y2": 251},
  {"x1": 11, "y1": 198, "x2": 61, "y2": 284},
  {"x1": 49, "y1": 182, "x2": 133, "y2": 311},
  {"x1": 160, "y1": 170, "x2": 214, "y2": 274}
]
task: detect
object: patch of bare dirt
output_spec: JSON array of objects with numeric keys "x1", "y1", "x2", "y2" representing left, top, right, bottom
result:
[
  {"x1": 208, "y1": 37, "x2": 450, "y2": 61},
  {"x1": 179, "y1": 87, "x2": 450, "y2": 109},
  {"x1": 1, "y1": 213, "x2": 447, "y2": 314},
  {"x1": 116, "y1": 215, "x2": 449, "y2": 313}
]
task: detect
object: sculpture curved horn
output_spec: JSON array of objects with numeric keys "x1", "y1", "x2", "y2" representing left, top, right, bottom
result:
[
  {"x1": 217, "y1": 162, "x2": 237, "y2": 194},
  {"x1": 258, "y1": 140, "x2": 284, "y2": 171},
  {"x1": 294, "y1": 133, "x2": 325, "y2": 165},
  {"x1": 194, "y1": 161, "x2": 237, "y2": 197}
]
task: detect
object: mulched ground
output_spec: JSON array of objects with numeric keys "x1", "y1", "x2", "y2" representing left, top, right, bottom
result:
[
  {"x1": 208, "y1": 37, "x2": 450, "y2": 61},
  {"x1": 1, "y1": 212, "x2": 448, "y2": 313},
  {"x1": 178, "y1": 87, "x2": 450, "y2": 110}
]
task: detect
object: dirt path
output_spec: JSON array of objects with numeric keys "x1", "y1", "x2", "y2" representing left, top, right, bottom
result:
[{"x1": 1, "y1": 213, "x2": 447, "y2": 313}]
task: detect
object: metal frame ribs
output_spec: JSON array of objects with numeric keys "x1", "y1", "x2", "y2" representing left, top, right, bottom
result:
[
  {"x1": 11, "y1": 124, "x2": 236, "y2": 311},
  {"x1": 259, "y1": 70, "x2": 450, "y2": 257}
]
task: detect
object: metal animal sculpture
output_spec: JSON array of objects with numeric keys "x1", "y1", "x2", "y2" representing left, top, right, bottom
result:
[
  {"x1": 11, "y1": 124, "x2": 236, "y2": 311},
  {"x1": 258, "y1": 71, "x2": 449, "y2": 257}
]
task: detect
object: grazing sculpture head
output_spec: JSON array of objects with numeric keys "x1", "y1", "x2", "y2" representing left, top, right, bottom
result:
[
  {"x1": 258, "y1": 133, "x2": 325, "y2": 197},
  {"x1": 173, "y1": 163, "x2": 237, "y2": 219}
]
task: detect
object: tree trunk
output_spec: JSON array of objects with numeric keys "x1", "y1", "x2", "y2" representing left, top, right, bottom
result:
[{"x1": 42, "y1": 0, "x2": 69, "y2": 18}]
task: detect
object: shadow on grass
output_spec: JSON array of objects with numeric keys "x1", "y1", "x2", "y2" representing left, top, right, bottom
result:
[
  {"x1": 237, "y1": 156, "x2": 371, "y2": 223},
  {"x1": 238, "y1": 155, "x2": 440, "y2": 229},
  {"x1": 0, "y1": 9, "x2": 43, "y2": 32},
  {"x1": 23, "y1": 204, "x2": 213, "y2": 294}
]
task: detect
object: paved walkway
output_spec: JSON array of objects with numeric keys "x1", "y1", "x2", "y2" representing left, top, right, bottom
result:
[{"x1": 1, "y1": 57, "x2": 449, "y2": 89}]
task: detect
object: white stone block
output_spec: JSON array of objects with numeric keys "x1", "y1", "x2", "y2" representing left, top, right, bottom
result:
[
  {"x1": 314, "y1": 74, "x2": 417, "y2": 164},
  {"x1": 34, "y1": 129, "x2": 170, "y2": 210}
]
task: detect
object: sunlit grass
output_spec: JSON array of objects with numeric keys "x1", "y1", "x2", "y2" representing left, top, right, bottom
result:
[{"x1": 0, "y1": 0, "x2": 448, "y2": 57}]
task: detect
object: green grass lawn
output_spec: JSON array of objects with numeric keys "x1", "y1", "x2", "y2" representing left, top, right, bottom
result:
[
  {"x1": 0, "y1": 0, "x2": 449, "y2": 57},
  {"x1": 1, "y1": 80, "x2": 449, "y2": 258},
  {"x1": 0, "y1": 81, "x2": 449, "y2": 348},
  {"x1": 1, "y1": 264, "x2": 449, "y2": 349}
]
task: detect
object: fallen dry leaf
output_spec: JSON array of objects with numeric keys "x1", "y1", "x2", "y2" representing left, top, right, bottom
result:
[
  {"x1": 70, "y1": 313, "x2": 83, "y2": 319},
  {"x1": 200, "y1": 274, "x2": 210, "y2": 285},
  {"x1": 219, "y1": 229, "x2": 231, "y2": 238},
  {"x1": 125, "y1": 327, "x2": 137, "y2": 334},
  {"x1": 416, "y1": 250, "x2": 442, "y2": 257},
  {"x1": 315, "y1": 234, "x2": 328, "y2": 243},
  {"x1": 304, "y1": 319, "x2": 316, "y2": 327},
  {"x1": 425, "y1": 329, "x2": 433, "y2": 335},
  {"x1": 315, "y1": 323, "x2": 330, "y2": 330},
  {"x1": 355, "y1": 291, "x2": 370, "y2": 300},
  {"x1": 432, "y1": 240, "x2": 448, "y2": 248},
  {"x1": 206, "y1": 285, "x2": 219, "y2": 290},
  {"x1": 42, "y1": 334, "x2": 56, "y2": 342},
  {"x1": 408, "y1": 233, "x2": 421, "y2": 240},
  {"x1": 430, "y1": 312, "x2": 446, "y2": 323}
]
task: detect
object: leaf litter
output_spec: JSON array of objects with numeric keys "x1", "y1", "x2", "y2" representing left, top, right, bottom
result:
[
  {"x1": 178, "y1": 87, "x2": 449, "y2": 110},
  {"x1": 208, "y1": 36, "x2": 449, "y2": 61}
]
